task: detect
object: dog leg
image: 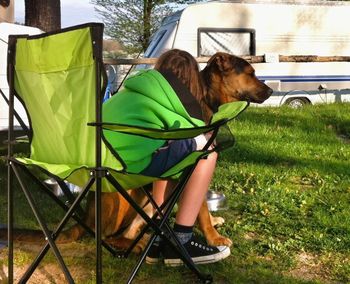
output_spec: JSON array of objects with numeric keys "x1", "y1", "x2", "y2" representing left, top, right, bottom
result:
[
  {"x1": 105, "y1": 234, "x2": 150, "y2": 254},
  {"x1": 106, "y1": 203, "x2": 152, "y2": 254},
  {"x1": 121, "y1": 203, "x2": 151, "y2": 240},
  {"x1": 58, "y1": 191, "x2": 124, "y2": 243},
  {"x1": 198, "y1": 201, "x2": 232, "y2": 247},
  {"x1": 57, "y1": 224, "x2": 86, "y2": 243}
]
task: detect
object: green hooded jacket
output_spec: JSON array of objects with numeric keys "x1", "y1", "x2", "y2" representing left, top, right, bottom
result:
[{"x1": 103, "y1": 69, "x2": 205, "y2": 173}]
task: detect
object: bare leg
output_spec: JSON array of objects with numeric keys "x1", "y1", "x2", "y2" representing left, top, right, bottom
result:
[
  {"x1": 152, "y1": 179, "x2": 176, "y2": 215},
  {"x1": 175, "y1": 151, "x2": 217, "y2": 226},
  {"x1": 152, "y1": 135, "x2": 217, "y2": 225},
  {"x1": 147, "y1": 151, "x2": 230, "y2": 266}
]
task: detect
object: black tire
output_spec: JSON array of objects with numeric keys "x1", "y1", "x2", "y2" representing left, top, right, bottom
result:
[{"x1": 285, "y1": 97, "x2": 309, "y2": 108}]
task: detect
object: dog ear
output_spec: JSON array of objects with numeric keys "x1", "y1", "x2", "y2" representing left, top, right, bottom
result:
[{"x1": 213, "y1": 53, "x2": 232, "y2": 72}]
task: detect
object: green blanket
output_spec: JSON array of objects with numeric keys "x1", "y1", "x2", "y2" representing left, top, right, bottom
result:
[{"x1": 103, "y1": 69, "x2": 205, "y2": 173}]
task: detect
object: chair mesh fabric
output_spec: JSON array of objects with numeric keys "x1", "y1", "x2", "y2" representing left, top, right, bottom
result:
[{"x1": 14, "y1": 26, "x2": 121, "y2": 184}]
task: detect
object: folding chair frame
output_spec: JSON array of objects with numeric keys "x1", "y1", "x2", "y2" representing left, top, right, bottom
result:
[
  {"x1": 6, "y1": 23, "x2": 216, "y2": 284},
  {"x1": 104, "y1": 163, "x2": 214, "y2": 284},
  {"x1": 0, "y1": 88, "x2": 29, "y2": 134}
]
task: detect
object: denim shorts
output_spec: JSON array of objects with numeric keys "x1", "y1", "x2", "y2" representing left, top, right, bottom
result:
[{"x1": 140, "y1": 138, "x2": 196, "y2": 177}]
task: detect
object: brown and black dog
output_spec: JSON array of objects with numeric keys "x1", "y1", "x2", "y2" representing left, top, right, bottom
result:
[
  {"x1": 194, "y1": 52, "x2": 272, "y2": 247},
  {"x1": 1, "y1": 52, "x2": 272, "y2": 252}
]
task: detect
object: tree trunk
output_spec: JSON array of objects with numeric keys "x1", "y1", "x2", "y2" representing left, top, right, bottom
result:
[
  {"x1": 25, "y1": 0, "x2": 61, "y2": 32},
  {"x1": 142, "y1": 0, "x2": 154, "y2": 51}
]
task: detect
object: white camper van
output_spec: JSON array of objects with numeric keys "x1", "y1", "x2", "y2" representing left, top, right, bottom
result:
[
  {"x1": 143, "y1": 0, "x2": 350, "y2": 107},
  {"x1": 0, "y1": 23, "x2": 42, "y2": 131}
]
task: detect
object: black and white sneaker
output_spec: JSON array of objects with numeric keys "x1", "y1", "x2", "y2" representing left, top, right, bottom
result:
[
  {"x1": 145, "y1": 242, "x2": 162, "y2": 264},
  {"x1": 163, "y1": 236, "x2": 230, "y2": 267}
]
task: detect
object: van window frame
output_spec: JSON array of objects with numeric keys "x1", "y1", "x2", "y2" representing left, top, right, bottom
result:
[{"x1": 197, "y1": 28, "x2": 256, "y2": 57}]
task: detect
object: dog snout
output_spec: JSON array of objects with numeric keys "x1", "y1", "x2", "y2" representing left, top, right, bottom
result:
[
  {"x1": 260, "y1": 86, "x2": 273, "y2": 102},
  {"x1": 252, "y1": 84, "x2": 273, "y2": 104},
  {"x1": 266, "y1": 86, "x2": 273, "y2": 97}
]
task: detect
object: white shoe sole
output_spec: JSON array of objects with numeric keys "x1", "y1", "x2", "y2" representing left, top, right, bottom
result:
[
  {"x1": 145, "y1": 256, "x2": 161, "y2": 265},
  {"x1": 164, "y1": 246, "x2": 230, "y2": 267}
]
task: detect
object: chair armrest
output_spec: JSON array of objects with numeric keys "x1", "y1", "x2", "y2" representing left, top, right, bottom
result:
[
  {"x1": 89, "y1": 101, "x2": 249, "y2": 140},
  {"x1": 210, "y1": 101, "x2": 249, "y2": 124},
  {"x1": 88, "y1": 121, "x2": 225, "y2": 140}
]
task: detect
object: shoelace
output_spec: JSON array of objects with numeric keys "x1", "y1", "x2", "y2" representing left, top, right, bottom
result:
[{"x1": 190, "y1": 241, "x2": 214, "y2": 251}]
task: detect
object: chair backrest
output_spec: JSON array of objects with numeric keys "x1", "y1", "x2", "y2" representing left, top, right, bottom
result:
[{"x1": 8, "y1": 23, "x2": 122, "y2": 171}]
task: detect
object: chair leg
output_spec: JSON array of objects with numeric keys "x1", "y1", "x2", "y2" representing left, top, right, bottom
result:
[
  {"x1": 123, "y1": 168, "x2": 192, "y2": 257},
  {"x1": 126, "y1": 233, "x2": 159, "y2": 284},
  {"x1": 95, "y1": 171, "x2": 103, "y2": 284},
  {"x1": 19, "y1": 164, "x2": 118, "y2": 256},
  {"x1": 11, "y1": 163, "x2": 75, "y2": 283},
  {"x1": 9, "y1": 163, "x2": 121, "y2": 283},
  {"x1": 122, "y1": 185, "x2": 168, "y2": 258},
  {"x1": 24, "y1": 177, "x2": 96, "y2": 283},
  {"x1": 56, "y1": 179, "x2": 85, "y2": 218},
  {"x1": 106, "y1": 172, "x2": 213, "y2": 284},
  {"x1": 7, "y1": 161, "x2": 14, "y2": 284},
  {"x1": 125, "y1": 166, "x2": 192, "y2": 255}
]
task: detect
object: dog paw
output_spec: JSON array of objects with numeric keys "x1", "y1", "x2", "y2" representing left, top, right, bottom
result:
[
  {"x1": 132, "y1": 234, "x2": 150, "y2": 254},
  {"x1": 207, "y1": 236, "x2": 232, "y2": 247},
  {"x1": 56, "y1": 232, "x2": 72, "y2": 243},
  {"x1": 210, "y1": 215, "x2": 225, "y2": 227},
  {"x1": 132, "y1": 244, "x2": 144, "y2": 254}
]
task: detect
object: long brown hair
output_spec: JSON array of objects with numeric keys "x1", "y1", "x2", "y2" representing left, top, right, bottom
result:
[{"x1": 154, "y1": 49, "x2": 203, "y2": 105}]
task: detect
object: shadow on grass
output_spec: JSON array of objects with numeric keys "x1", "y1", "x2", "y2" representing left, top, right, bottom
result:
[
  {"x1": 220, "y1": 104, "x2": 350, "y2": 177},
  {"x1": 220, "y1": 142, "x2": 348, "y2": 177}
]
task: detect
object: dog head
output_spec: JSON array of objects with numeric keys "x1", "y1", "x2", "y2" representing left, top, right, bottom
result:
[{"x1": 200, "y1": 52, "x2": 273, "y2": 118}]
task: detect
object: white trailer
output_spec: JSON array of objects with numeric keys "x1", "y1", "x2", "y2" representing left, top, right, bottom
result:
[
  {"x1": 143, "y1": 0, "x2": 350, "y2": 107},
  {"x1": 0, "y1": 23, "x2": 42, "y2": 130}
]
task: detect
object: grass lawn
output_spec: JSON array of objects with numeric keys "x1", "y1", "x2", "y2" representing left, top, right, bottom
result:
[{"x1": 0, "y1": 103, "x2": 349, "y2": 283}]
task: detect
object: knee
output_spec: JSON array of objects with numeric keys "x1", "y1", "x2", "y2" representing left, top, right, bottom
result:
[
  {"x1": 202, "y1": 151, "x2": 218, "y2": 167},
  {"x1": 208, "y1": 151, "x2": 218, "y2": 161}
]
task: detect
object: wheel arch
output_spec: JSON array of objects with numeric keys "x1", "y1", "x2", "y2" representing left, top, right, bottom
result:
[{"x1": 280, "y1": 90, "x2": 312, "y2": 106}]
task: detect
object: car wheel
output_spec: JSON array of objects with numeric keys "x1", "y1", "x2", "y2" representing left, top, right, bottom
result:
[{"x1": 286, "y1": 98, "x2": 309, "y2": 108}]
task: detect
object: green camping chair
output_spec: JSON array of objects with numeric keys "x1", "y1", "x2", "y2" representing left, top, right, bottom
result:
[{"x1": 7, "y1": 23, "x2": 248, "y2": 283}]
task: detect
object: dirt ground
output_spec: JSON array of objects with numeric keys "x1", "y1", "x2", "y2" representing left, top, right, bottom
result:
[
  {"x1": 0, "y1": 243, "x2": 94, "y2": 284},
  {"x1": 0, "y1": 244, "x2": 340, "y2": 284},
  {"x1": 285, "y1": 252, "x2": 335, "y2": 284}
]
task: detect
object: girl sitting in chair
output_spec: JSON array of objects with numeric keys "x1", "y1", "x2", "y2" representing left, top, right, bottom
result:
[{"x1": 103, "y1": 49, "x2": 230, "y2": 266}]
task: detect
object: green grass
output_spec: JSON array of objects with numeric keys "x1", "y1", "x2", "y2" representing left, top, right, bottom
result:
[{"x1": 0, "y1": 103, "x2": 349, "y2": 283}]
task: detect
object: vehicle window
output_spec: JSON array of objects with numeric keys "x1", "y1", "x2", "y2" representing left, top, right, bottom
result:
[{"x1": 198, "y1": 28, "x2": 256, "y2": 56}]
